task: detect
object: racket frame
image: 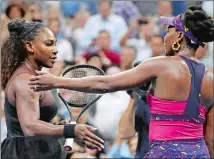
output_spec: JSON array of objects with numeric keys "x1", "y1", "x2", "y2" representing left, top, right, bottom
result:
[{"x1": 55, "y1": 64, "x2": 105, "y2": 152}]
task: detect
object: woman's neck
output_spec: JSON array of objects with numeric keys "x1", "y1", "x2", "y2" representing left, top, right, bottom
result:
[
  {"x1": 176, "y1": 46, "x2": 196, "y2": 59},
  {"x1": 24, "y1": 58, "x2": 42, "y2": 74}
]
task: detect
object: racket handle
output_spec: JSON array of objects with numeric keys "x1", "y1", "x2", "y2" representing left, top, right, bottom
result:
[{"x1": 63, "y1": 121, "x2": 76, "y2": 151}]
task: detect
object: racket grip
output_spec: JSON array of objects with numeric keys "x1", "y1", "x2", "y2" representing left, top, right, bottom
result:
[{"x1": 63, "y1": 121, "x2": 76, "y2": 151}]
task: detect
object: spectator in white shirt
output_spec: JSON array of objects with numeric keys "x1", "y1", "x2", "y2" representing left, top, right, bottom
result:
[
  {"x1": 80, "y1": 0, "x2": 128, "y2": 52},
  {"x1": 92, "y1": 65, "x2": 130, "y2": 141}
]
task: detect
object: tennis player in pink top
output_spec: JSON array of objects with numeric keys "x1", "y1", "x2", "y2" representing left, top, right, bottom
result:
[{"x1": 30, "y1": 5, "x2": 214, "y2": 158}]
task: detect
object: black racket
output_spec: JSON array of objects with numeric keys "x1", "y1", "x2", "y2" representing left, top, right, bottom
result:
[{"x1": 57, "y1": 64, "x2": 105, "y2": 151}]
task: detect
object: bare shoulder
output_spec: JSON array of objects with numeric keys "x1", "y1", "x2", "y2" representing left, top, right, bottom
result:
[
  {"x1": 138, "y1": 56, "x2": 180, "y2": 73},
  {"x1": 142, "y1": 56, "x2": 181, "y2": 65},
  {"x1": 13, "y1": 73, "x2": 41, "y2": 97},
  {"x1": 201, "y1": 68, "x2": 213, "y2": 107},
  {"x1": 203, "y1": 68, "x2": 213, "y2": 88}
]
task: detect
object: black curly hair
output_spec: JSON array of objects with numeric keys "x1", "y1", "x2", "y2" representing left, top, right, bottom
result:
[
  {"x1": 1, "y1": 19, "x2": 45, "y2": 89},
  {"x1": 182, "y1": 5, "x2": 214, "y2": 50}
]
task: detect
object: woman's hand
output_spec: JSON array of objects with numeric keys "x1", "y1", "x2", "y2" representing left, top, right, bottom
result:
[
  {"x1": 29, "y1": 70, "x2": 58, "y2": 91},
  {"x1": 74, "y1": 124, "x2": 104, "y2": 151}
]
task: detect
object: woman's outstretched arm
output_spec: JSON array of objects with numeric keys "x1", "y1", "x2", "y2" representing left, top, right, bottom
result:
[{"x1": 29, "y1": 57, "x2": 168, "y2": 93}]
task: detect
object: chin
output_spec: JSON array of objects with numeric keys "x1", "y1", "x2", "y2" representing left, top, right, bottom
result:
[
  {"x1": 44, "y1": 62, "x2": 54, "y2": 68},
  {"x1": 49, "y1": 63, "x2": 55, "y2": 68}
]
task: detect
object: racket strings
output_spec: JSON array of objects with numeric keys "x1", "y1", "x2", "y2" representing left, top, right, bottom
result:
[{"x1": 58, "y1": 66, "x2": 104, "y2": 106}]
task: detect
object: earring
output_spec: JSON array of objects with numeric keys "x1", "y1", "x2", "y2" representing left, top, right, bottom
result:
[{"x1": 172, "y1": 42, "x2": 181, "y2": 51}]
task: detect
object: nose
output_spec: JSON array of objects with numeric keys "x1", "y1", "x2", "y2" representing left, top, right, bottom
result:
[{"x1": 53, "y1": 47, "x2": 58, "y2": 55}]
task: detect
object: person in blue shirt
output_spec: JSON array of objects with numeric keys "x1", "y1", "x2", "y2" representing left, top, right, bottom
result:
[{"x1": 119, "y1": 61, "x2": 151, "y2": 158}]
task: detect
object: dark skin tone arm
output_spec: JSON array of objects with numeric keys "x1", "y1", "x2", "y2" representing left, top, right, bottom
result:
[
  {"x1": 15, "y1": 73, "x2": 104, "y2": 150},
  {"x1": 205, "y1": 107, "x2": 214, "y2": 158},
  {"x1": 15, "y1": 74, "x2": 64, "y2": 138},
  {"x1": 29, "y1": 56, "x2": 169, "y2": 94},
  {"x1": 201, "y1": 69, "x2": 214, "y2": 158},
  {"x1": 29, "y1": 55, "x2": 213, "y2": 155}
]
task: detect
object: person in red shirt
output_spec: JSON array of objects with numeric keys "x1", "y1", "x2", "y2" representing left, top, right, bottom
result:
[{"x1": 83, "y1": 30, "x2": 120, "y2": 65}]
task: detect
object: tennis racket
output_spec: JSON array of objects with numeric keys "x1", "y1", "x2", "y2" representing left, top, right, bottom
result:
[{"x1": 57, "y1": 64, "x2": 105, "y2": 151}]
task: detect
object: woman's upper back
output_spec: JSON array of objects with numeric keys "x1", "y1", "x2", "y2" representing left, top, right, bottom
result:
[
  {"x1": 146, "y1": 55, "x2": 212, "y2": 141},
  {"x1": 151, "y1": 55, "x2": 213, "y2": 110}
]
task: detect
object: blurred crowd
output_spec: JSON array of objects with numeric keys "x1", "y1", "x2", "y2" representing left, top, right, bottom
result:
[{"x1": 1, "y1": 0, "x2": 213, "y2": 158}]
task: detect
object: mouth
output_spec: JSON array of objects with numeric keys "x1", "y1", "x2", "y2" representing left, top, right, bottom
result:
[
  {"x1": 50, "y1": 57, "x2": 57, "y2": 63},
  {"x1": 50, "y1": 57, "x2": 57, "y2": 60}
]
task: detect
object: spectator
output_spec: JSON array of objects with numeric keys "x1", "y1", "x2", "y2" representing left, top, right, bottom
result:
[
  {"x1": 107, "y1": 134, "x2": 134, "y2": 158},
  {"x1": 86, "y1": 54, "x2": 104, "y2": 70},
  {"x1": 1, "y1": 1, "x2": 25, "y2": 35},
  {"x1": 154, "y1": 1, "x2": 173, "y2": 37},
  {"x1": 119, "y1": 90, "x2": 150, "y2": 158},
  {"x1": 80, "y1": 0, "x2": 128, "y2": 52},
  {"x1": 157, "y1": 1, "x2": 173, "y2": 17},
  {"x1": 45, "y1": 6, "x2": 66, "y2": 30},
  {"x1": 119, "y1": 60, "x2": 151, "y2": 158},
  {"x1": 120, "y1": 46, "x2": 136, "y2": 71},
  {"x1": 5, "y1": 1, "x2": 25, "y2": 20},
  {"x1": 120, "y1": 17, "x2": 153, "y2": 62},
  {"x1": 44, "y1": 1, "x2": 61, "y2": 11},
  {"x1": 61, "y1": 1, "x2": 97, "y2": 18},
  {"x1": 48, "y1": 19, "x2": 74, "y2": 76},
  {"x1": 48, "y1": 19, "x2": 74, "y2": 63},
  {"x1": 46, "y1": 7, "x2": 60, "y2": 22},
  {"x1": 133, "y1": 1, "x2": 158, "y2": 16},
  {"x1": 24, "y1": 2, "x2": 43, "y2": 22},
  {"x1": 1, "y1": 1, "x2": 26, "y2": 50},
  {"x1": 112, "y1": 1, "x2": 141, "y2": 25},
  {"x1": 198, "y1": 1, "x2": 213, "y2": 69},
  {"x1": 68, "y1": 107, "x2": 106, "y2": 159},
  {"x1": 128, "y1": 135, "x2": 138, "y2": 157},
  {"x1": 83, "y1": 31, "x2": 121, "y2": 65},
  {"x1": 195, "y1": 43, "x2": 213, "y2": 69},
  {"x1": 150, "y1": 34, "x2": 165, "y2": 57},
  {"x1": 92, "y1": 65, "x2": 130, "y2": 141},
  {"x1": 67, "y1": 10, "x2": 91, "y2": 57}
]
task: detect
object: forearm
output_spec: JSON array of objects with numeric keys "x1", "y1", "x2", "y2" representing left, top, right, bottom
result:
[
  {"x1": 23, "y1": 120, "x2": 75, "y2": 139},
  {"x1": 205, "y1": 139, "x2": 214, "y2": 158},
  {"x1": 56, "y1": 76, "x2": 112, "y2": 94},
  {"x1": 119, "y1": 98, "x2": 137, "y2": 139},
  {"x1": 207, "y1": 142, "x2": 214, "y2": 158}
]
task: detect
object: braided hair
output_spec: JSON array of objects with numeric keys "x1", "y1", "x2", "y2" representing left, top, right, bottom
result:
[
  {"x1": 183, "y1": 5, "x2": 214, "y2": 50},
  {"x1": 1, "y1": 19, "x2": 45, "y2": 89}
]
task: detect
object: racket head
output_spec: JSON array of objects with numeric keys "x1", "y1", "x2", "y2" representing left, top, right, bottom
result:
[{"x1": 57, "y1": 64, "x2": 105, "y2": 107}]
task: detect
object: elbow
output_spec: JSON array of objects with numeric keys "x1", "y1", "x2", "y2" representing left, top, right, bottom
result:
[
  {"x1": 205, "y1": 135, "x2": 214, "y2": 146},
  {"x1": 119, "y1": 126, "x2": 135, "y2": 139},
  {"x1": 119, "y1": 133, "x2": 129, "y2": 139},
  {"x1": 119, "y1": 131, "x2": 135, "y2": 139},
  {"x1": 22, "y1": 128, "x2": 35, "y2": 137},
  {"x1": 21, "y1": 123, "x2": 36, "y2": 136}
]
